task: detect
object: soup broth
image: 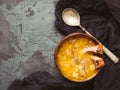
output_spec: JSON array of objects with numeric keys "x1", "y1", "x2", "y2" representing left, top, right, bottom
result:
[{"x1": 56, "y1": 35, "x2": 100, "y2": 82}]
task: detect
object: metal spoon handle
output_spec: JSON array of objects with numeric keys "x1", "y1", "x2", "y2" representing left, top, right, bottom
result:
[{"x1": 79, "y1": 25, "x2": 119, "y2": 63}]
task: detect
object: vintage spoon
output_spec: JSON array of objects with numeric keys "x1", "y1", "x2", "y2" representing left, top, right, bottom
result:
[{"x1": 62, "y1": 8, "x2": 119, "y2": 63}]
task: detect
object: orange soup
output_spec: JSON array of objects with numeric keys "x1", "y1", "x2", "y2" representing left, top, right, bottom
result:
[{"x1": 55, "y1": 33, "x2": 102, "y2": 82}]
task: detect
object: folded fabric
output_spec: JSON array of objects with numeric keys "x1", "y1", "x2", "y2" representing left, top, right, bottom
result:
[{"x1": 55, "y1": 0, "x2": 120, "y2": 90}]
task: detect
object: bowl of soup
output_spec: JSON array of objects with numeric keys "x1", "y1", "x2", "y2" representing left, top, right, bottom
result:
[{"x1": 54, "y1": 33, "x2": 105, "y2": 82}]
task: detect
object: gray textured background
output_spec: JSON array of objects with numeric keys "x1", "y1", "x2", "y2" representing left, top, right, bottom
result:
[{"x1": 0, "y1": 0, "x2": 62, "y2": 90}]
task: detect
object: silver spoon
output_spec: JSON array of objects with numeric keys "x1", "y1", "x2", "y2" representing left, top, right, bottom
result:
[{"x1": 62, "y1": 8, "x2": 119, "y2": 63}]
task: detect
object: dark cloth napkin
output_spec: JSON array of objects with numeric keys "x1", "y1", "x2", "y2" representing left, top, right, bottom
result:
[{"x1": 8, "y1": 0, "x2": 120, "y2": 90}]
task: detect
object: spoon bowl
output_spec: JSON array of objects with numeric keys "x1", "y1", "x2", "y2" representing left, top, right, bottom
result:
[{"x1": 62, "y1": 8, "x2": 80, "y2": 26}]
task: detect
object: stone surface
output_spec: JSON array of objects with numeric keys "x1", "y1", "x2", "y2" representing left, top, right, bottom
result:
[{"x1": 0, "y1": 0, "x2": 61, "y2": 90}]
